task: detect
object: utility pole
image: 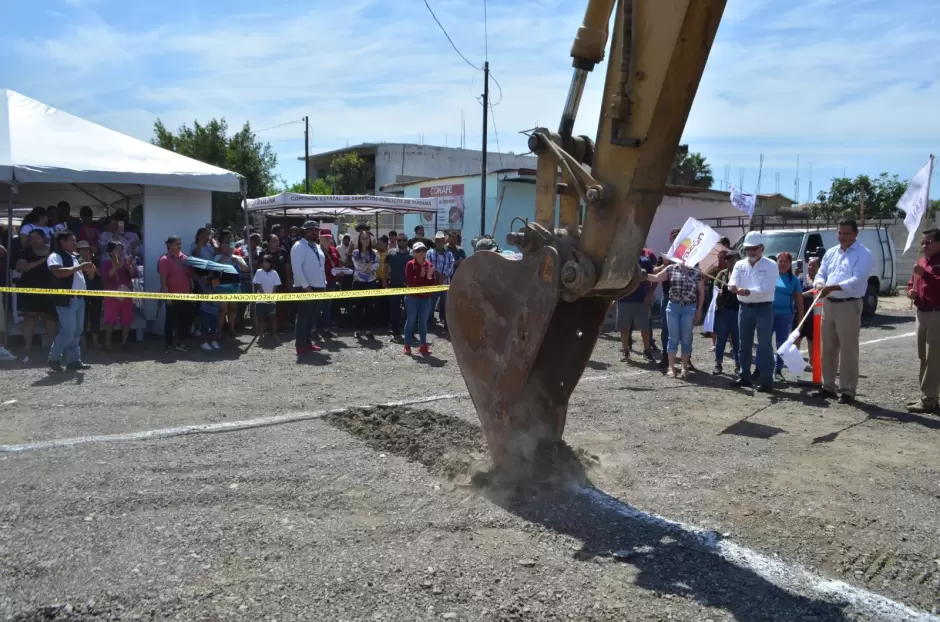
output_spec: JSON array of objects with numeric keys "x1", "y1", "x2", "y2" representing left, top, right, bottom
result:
[
  {"x1": 480, "y1": 61, "x2": 489, "y2": 237},
  {"x1": 304, "y1": 116, "x2": 310, "y2": 193}
]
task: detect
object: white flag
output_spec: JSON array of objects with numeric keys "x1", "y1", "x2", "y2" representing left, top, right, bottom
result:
[
  {"x1": 729, "y1": 184, "x2": 757, "y2": 217},
  {"x1": 775, "y1": 329, "x2": 806, "y2": 379},
  {"x1": 665, "y1": 217, "x2": 722, "y2": 268},
  {"x1": 702, "y1": 285, "x2": 719, "y2": 333},
  {"x1": 897, "y1": 156, "x2": 934, "y2": 253}
]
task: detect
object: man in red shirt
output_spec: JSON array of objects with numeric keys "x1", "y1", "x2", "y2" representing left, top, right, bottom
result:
[
  {"x1": 906, "y1": 228, "x2": 940, "y2": 413},
  {"x1": 158, "y1": 235, "x2": 193, "y2": 354}
]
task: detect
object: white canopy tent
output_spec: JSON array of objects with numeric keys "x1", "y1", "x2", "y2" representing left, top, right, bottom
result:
[
  {"x1": 1, "y1": 89, "x2": 243, "y2": 326},
  {"x1": 246, "y1": 192, "x2": 440, "y2": 234}
]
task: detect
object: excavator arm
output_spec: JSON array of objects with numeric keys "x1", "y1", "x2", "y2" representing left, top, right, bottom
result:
[{"x1": 446, "y1": 0, "x2": 726, "y2": 469}]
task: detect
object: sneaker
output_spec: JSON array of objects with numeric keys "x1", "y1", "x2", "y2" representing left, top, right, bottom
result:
[
  {"x1": 48, "y1": 361, "x2": 64, "y2": 373},
  {"x1": 621, "y1": 351, "x2": 629, "y2": 362},
  {"x1": 403, "y1": 345, "x2": 413, "y2": 355},
  {"x1": 419, "y1": 345, "x2": 432, "y2": 356},
  {"x1": 731, "y1": 379, "x2": 753, "y2": 388},
  {"x1": 66, "y1": 361, "x2": 91, "y2": 371},
  {"x1": 643, "y1": 349, "x2": 656, "y2": 363},
  {"x1": 164, "y1": 347, "x2": 173, "y2": 355},
  {"x1": 211, "y1": 341, "x2": 221, "y2": 350},
  {"x1": 201, "y1": 343, "x2": 213, "y2": 352},
  {"x1": 310, "y1": 344, "x2": 322, "y2": 352},
  {"x1": 713, "y1": 364, "x2": 722, "y2": 375},
  {"x1": 365, "y1": 331, "x2": 374, "y2": 340},
  {"x1": 176, "y1": 345, "x2": 190, "y2": 352},
  {"x1": 0, "y1": 347, "x2": 16, "y2": 361},
  {"x1": 774, "y1": 371, "x2": 785, "y2": 382}
]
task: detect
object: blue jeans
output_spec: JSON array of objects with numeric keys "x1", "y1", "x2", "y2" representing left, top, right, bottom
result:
[
  {"x1": 665, "y1": 301, "x2": 696, "y2": 355},
  {"x1": 404, "y1": 295, "x2": 432, "y2": 347},
  {"x1": 659, "y1": 299, "x2": 669, "y2": 354},
  {"x1": 50, "y1": 298, "x2": 85, "y2": 364},
  {"x1": 773, "y1": 312, "x2": 794, "y2": 373},
  {"x1": 294, "y1": 287, "x2": 324, "y2": 348},
  {"x1": 739, "y1": 303, "x2": 774, "y2": 385},
  {"x1": 201, "y1": 312, "x2": 219, "y2": 338},
  {"x1": 431, "y1": 291, "x2": 447, "y2": 326},
  {"x1": 317, "y1": 282, "x2": 339, "y2": 331},
  {"x1": 715, "y1": 308, "x2": 740, "y2": 367},
  {"x1": 388, "y1": 286, "x2": 405, "y2": 334}
]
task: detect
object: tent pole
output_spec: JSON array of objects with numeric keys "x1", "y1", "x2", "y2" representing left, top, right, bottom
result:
[
  {"x1": 5, "y1": 175, "x2": 14, "y2": 346},
  {"x1": 241, "y1": 183, "x2": 256, "y2": 331}
]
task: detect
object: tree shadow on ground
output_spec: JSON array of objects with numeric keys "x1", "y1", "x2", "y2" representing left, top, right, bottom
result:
[
  {"x1": 812, "y1": 399, "x2": 940, "y2": 444},
  {"x1": 861, "y1": 313, "x2": 914, "y2": 331}
]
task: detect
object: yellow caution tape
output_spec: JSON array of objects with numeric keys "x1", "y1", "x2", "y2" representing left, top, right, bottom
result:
[{"x1": 0, "y1": 285, "x2": 449, "y2": 303}]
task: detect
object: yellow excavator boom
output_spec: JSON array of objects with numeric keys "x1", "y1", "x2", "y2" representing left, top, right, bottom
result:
[{"x1": 446, "y1": 0, "x2": 727, "y2": 469}]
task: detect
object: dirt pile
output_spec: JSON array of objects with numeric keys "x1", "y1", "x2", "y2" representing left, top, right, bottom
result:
[
  {"x1": 324, "y1": 406, "x2": 489, "y2": 479},
  {"x1": 326, "y1": 405, "x2": 600, "y2": 494}
]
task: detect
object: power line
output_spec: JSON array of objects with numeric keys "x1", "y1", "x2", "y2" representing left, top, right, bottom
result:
[
  {"x1": 254, "y1": 119, "x2": 304, "y2": 134},
  {"x1": 489, "y1": 102, "x2": 503, "y2": 170},
  {"x1": 422, "y1": 0, "x2": 482, "y2": 71}
]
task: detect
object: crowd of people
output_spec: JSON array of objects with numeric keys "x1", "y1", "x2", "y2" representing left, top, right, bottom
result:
[
  {"x1": 4, "y1": 204, "x2": 940, "y2": 417},
  {"x1": 617, "y1": 219, "x2": 886, "y2": 406},
  {"x1": 0, "y1": 202, "x2": 487, "y2": 367}
]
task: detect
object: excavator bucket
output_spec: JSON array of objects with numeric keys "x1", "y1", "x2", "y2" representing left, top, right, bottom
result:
[
  {"x1": 447, "y1": 0, "x2": 726, "y2": 471},
  {"x1": 446, "y1": 250, "x2": 610, "y2": 469}
]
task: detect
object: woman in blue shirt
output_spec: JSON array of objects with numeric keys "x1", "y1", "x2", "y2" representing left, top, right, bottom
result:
[{"x1": 772, "y1": 252, "x2": 805, "y2": 380}]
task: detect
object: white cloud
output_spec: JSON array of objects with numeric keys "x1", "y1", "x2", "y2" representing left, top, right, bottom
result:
[{"x1": 4, "y1": 0, "x2": 938, "y2": 188}]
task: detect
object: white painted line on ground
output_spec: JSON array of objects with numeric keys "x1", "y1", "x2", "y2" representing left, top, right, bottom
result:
[
  {"x1": 0, "y1": 393, "x2": 467, "y2": 454},
  {"x1": 798, "y1": 331, "x2": 916, "y2": 354},
  {"x1": 582, "y1": 488, "x2": 939, "y2": 622},
  {"x1": 0, "y1": 333, "x2": 909, "y2": 455},
  {"x1": 0, "y1": 372, "x2": 655, "y2": 454}
]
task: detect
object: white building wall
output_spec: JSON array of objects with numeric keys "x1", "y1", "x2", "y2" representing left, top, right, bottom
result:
[
  {"x1": 374, "y1": 145, "x2": 536, "y2": 194},
  {"x1": 142, "y1": 186, "x2": 211, "y2": 324}
]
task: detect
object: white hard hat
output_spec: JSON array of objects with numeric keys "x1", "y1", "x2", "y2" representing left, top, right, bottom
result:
[{"x1": 741, "y1": 231, "x2": 764, "y2": 248}]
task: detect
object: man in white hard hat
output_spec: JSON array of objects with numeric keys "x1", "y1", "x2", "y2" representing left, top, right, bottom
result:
[{"x1": 728, "y1": 231, "x2": 777, "y2": 392}]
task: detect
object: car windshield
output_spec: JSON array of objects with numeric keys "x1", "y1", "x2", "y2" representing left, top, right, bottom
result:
[{"x1": 733, "y1": 232, "x2": 803, "y2": 258}]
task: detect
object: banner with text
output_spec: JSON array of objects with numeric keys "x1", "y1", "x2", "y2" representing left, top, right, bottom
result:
[
  {"x1": 420, "y1": 183, "x2": 465, "y2": 231},
  {"x1": 666, "y1": 217, "x2": 722, "y2": 268}
]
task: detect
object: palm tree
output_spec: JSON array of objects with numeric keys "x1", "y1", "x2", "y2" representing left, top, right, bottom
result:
[{"x1": 668, "y1": 151, "x2": 714, "y2": 188}]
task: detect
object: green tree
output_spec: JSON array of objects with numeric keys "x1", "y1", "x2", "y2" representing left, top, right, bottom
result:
[
  {"x1": 325, "y1": 153, "x2": 372, "y2": 195},
  {"x1": 285, "y1": 178, "x2": 332, "y2": 195},
  {"x1": 152, "y1": 118, "x2": 278, "y2": 227},
  {"x1": 668, "y1": 148, "x2": 714, "y2": 188},
  {"x1": 812, "y1": 172, "x2": 908, "y2": 220}
]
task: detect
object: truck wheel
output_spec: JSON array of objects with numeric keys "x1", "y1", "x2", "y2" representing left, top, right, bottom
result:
[{"x1": 862, "y1": 283, "x2": 878, "y2": 317}]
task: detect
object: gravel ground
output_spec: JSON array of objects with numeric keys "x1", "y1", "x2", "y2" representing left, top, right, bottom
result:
[{"x1": 1, "y1": 297, "x2": 938, "y2": 621}]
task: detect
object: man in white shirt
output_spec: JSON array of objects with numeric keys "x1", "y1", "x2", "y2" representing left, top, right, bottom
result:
[
  {"x1": 811, "y1": 219, "x2": 873, "y2": 404},
  {"x1": 728, "y1": 231, "x2": 777, "y2": 392},
  {"x1": 290, "y1": 221, "x2": 327, "y2": 356},
  {"x1": 46, "y1": 231, "x2": 96, "y2": 372}
]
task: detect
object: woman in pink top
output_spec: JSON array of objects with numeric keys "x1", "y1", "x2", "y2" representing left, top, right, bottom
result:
[{"x1": 101, "y1": 239, "x2": 137, "y2": 349}]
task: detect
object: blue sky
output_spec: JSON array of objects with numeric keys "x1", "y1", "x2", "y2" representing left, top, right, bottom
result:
[{"x1": 3, "y1": 0, "x2": 938, "y2": 200}]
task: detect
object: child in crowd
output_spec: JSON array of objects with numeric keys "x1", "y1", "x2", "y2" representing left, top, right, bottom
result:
[
  {"x1": 199, "y1": 272, "x2": 222, "y2": 352},
  {"x1": 253, "y1": 254, "x2": 282, "y2": 338}
]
